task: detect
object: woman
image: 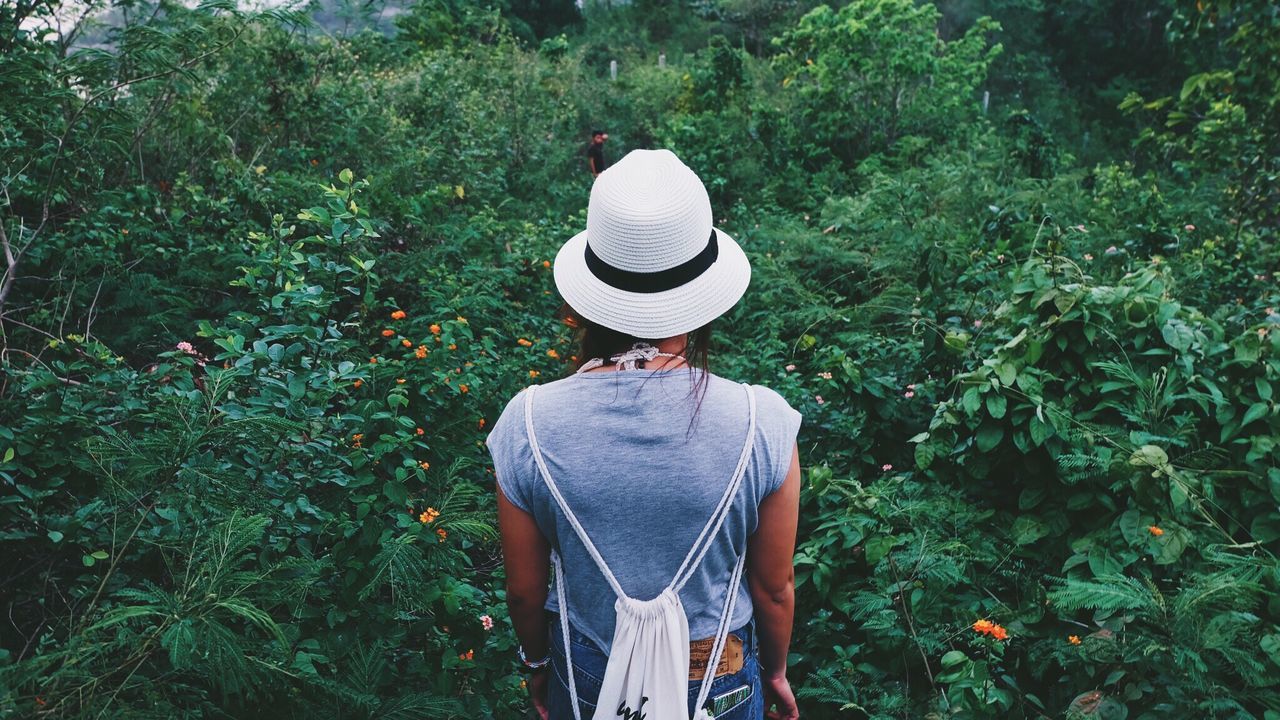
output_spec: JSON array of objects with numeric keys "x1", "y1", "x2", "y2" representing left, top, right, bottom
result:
[{"x1": 487, "y1": 149, "x2": 802, "y2": 720}]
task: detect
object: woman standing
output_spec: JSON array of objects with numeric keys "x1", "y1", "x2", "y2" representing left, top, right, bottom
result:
[{"x1": 487, "y1": 149, "x2": 802, "y2": 720}]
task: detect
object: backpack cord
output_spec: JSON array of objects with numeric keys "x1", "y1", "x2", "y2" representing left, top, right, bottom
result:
[{"x1": 524, "y1": 382, "x2": 758, "y2": 719}]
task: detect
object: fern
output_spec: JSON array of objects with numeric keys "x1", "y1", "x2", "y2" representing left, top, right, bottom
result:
[{"x1": 1047, "y1": 574, "x2": 1164, "y2": 615}]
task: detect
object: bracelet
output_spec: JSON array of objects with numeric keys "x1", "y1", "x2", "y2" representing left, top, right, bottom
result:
[{"x1": 517, "y1": 645, "x2": 549, "y2": 670}]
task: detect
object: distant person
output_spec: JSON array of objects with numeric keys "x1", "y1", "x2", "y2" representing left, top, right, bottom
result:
[{"x1": 586, "y1": 130, "x2": 608, "y2": 178}]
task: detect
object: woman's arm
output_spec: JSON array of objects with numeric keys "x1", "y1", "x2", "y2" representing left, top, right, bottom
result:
[
  {"x1": 497, "y1": 485, "x2": 551, "y2": 661},
  {"x1": 748, "y1": 444, "x2": 801, "y2": 719}
]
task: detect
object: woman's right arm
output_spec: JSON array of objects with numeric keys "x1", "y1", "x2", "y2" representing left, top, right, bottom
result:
[{"x1": 748, "y1": 444, "x2": 801, "y2": 720}]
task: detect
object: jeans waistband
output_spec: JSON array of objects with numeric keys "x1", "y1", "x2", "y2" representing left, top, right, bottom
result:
[{"x1": 549, "y1": 612, "x2": 756, "y2": 657}]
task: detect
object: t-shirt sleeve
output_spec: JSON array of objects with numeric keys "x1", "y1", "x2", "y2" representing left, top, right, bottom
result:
[
  {"x1": 752, "y1": 385, "x2": 803, "y2": 497},
  {"x1": 485, "y1": 388, "x2": 537, "y2": 514}
]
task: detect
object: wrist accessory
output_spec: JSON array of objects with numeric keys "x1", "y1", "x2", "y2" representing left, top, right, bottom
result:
[{"x1": 518, "y1": 645, "x2": 549, "y2": 670}]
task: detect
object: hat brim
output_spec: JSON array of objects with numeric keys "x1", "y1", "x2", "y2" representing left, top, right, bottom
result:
[{"x1": 553, "y1": 227, "x2": 751, "y2": 338}]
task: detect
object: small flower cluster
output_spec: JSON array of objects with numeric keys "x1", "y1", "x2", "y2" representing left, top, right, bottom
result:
[
  {"x1": 480, "y1": 614, "x2": 494, "y2": 631},
  {"x1": 1148, "y1": 525, "x2": 1164, "y2": 537},
  {"x1": 419, "y1": 507, "x2": 440, "y2": 524},
  {"x1": 972, "y1": 619, "x2": 1009, "y2": 641}
]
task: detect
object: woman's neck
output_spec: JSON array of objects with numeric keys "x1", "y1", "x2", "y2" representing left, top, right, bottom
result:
[{"x1": 583, "y1": 336, "x2": 690, "y2": 372}]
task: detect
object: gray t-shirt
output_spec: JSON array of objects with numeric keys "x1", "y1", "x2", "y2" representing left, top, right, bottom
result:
[{"x1": 486, "y1": 367, "x2": 802, "y2": 653}]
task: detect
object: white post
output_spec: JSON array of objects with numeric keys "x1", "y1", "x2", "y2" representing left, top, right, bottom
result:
[
  {"x1": 610, "y1": 59, "x2": 618, "y2": 81},
  {"x1": 982, "y1": 90, "x2": 990, "y2": 114},
  {"x1": 658, "y1": 53, "x2": 665, "y2": 69}
]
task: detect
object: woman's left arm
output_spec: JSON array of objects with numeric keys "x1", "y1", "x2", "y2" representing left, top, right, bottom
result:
[{"x1": 497, "y1": 485, "x2": 551, "y2": 662}]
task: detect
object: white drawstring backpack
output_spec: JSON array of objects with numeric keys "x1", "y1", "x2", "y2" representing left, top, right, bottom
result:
[{"x1": 523, "y1": 382, "x2": 758, "y2": 720}]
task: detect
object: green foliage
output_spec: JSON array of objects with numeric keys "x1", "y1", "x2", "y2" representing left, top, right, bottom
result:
[{"x1": 2, "y1": 0, "x2": 1279, "y2": 718}]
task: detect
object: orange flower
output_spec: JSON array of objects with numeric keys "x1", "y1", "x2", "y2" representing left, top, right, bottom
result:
[
  {"x1": 353, "y1": 379, "x2": 363, "y2": 389},
  {"x1": 972, "y1": 619, "x2": 994, "y2": 634},
  {"x1": 458, "y1": 648, "x2": 473, "y2": 660},
  {"x1": 419, "y1": 461, "x2": 431, "y2": 471},
  {"x1": 459, "y1": 384, "x2": 469, "y2": 393},
  {"x1": 448, "y1": 343, "x2": 457, "y2": 351},
  {"x1": 381, "y1": 329, "x2": 395, "y2": 337},
  {"x1": 437, "y1": 527, "x2": 448, "y2": 542},
  {"x1": 429, "y1": 324, "x2": 442, "y2": 335},
  {"x1": 1068, "y1": 635, "x2": 1081, "y2": 645},
  {"x1": 401, "y1": 339, "x2": 412, "y2": 347},
  {"x1": 529, "y1": 370, "x2": 540, "y2": 378},
  {"x1": 352, "y1": 433, "x2": 364, "y2": 443},
  {"x1": 1148, "y1": 525, "x2": 1164, "y2": 537},
  {"x1": 415, "y1": 345, "x2": 428, "y2": 359},
  {"x1": 477, "y1": 418, "x2": 485, "y2": 429},
  {"x1": 370, "y1": 357, "x2": 378, "y2": 364},
  {"x1": 570, "y1": 355, "x2": 577, "y2": 363},
  {"x1": 419, "y1": 507, "x2": 440, "y2": 523},
  {"x1": 416, "y1": 427, "x2": 425, "y2": 436},
  {"x1": 547, "y1": 349, "x2": 560, "y2": 359},
  {"x1": 517, "y1": 338, "x2": 532, "y2": 347},
  {"x1": 391, "y1": 310, "x2": 407, "y2": 320},
  {"x1": 542, "y1": 260, "x2": 551, "y2": 269},
  {"x1": 991, "y1": 625, "x2": 1009, "y2": 641},
  {"x1": 397, "y1": 378, "x2": 406, "y2": 384},
  {"x1": 520, "y1": 679, "x2": 527, "y2": 690},
  {"x1": 310, "y1": 158, "x2": 319, "y2": 166}
]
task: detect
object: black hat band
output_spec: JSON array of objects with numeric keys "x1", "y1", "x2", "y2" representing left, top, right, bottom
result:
[{"x1": 584, "y1": 230, "x2": 719, "y2": 294}]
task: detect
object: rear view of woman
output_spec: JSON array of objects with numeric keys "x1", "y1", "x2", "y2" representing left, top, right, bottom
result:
[{"x1": 487, "y1": 149, "x2": 802, "y2": 720}]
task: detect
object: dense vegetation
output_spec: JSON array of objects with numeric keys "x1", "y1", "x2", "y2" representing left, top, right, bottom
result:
[{"x1": 2, "y1": 0, "x2": 1278, "y2": 717}]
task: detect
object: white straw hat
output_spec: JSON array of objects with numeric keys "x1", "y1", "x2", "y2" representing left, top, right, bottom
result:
[{"x1": 553, "y1": 149, "x2": 751, "y2": 338}]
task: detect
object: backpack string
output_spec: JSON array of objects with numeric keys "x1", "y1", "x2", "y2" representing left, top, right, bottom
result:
[
  {"x1": 523, "y1": 382, "x2": 758, "y2": 719},
  {"x1": 524, "y1": 385, "x2": 628, "y2": 599},
  {"x1": 670, "y1": 384, "x2": 757, "y2": 594}
]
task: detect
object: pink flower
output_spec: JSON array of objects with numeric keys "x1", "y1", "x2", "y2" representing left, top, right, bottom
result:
[
  {"x1": 785, "y1": 364, "x2": 797, "y2": 372},
  {"x1": 817, "y1": 371, "x2": 833, "y2": 380},
  {"x1": 906, "y1": 383, "x2": 916, "y2": 390},
  {"x1": 479, "y1": 614, "x2": 494, "y2": 631},
  {"x1": 1072, "y1": 224, "x2": 1087, "y2": 232},
  {"x1": 881, "y1": 464, "x2": 893, "y2": 472},
  {"x1": 904, "y1": 391, "x2": 915, "y2": 398},
  {"x1": 973, "y1": 320, "x2": 983, "y2": 328},
  {"x1": 176, "y1": 341, "x2": 195, "y2": 354},
  {"x1": 1105, "y1": 246, "x2": 1118, "y2": 254},
  {"x1": 1083, "y1": 254, "x2": 1094, "y2": 261},
  {"x1": 815, "y1": 395, "x2": 824, "y2": 405},
  {"x1": 1184, "y1": 224, "x2": 1195, "y2": 232}
]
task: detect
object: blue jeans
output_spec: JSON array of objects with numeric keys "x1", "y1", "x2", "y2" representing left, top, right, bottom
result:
[{"x1": 546, "y1": 614, "x2": 764, "y2": 720}]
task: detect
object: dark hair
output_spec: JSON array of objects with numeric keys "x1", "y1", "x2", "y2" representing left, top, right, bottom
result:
[
  {"x1": 558, "y1": 303, "x2": 712, "y2": 430},
  {"x1": 591, "y1": 129, "x2": 604, "y2": 137}
]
